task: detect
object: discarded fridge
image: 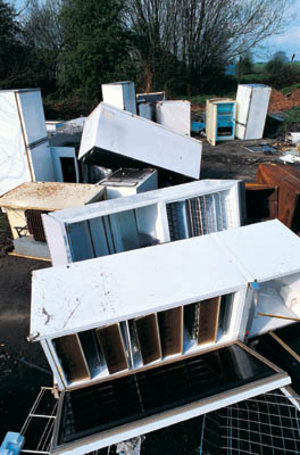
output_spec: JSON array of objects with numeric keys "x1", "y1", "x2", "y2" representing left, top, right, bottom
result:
[
  {"x1": 235, "y1": 84, "x2": 271, "y2": 140},
  {"x1": 28, "y1": 220, "x2": 296, "y2": 453},
  {"x1": 78, "y1": 103, "x2": 202, "y2": 179},
  {"x1": 42, "y1": 179, "x2": 243, "y2": 265}
]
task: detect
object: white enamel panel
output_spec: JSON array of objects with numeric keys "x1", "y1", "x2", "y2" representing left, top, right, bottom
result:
[
  {"x1": 79, "y1": 103, "x2": 202, "y2": 179},
  {"x1": 30, "y1": 234, "x2": 247, "y2": 340}
]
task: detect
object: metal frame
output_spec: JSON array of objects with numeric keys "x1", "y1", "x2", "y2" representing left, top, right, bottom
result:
[{"x1": 49, "y1": 342, "x2": 290, "y2": 455}]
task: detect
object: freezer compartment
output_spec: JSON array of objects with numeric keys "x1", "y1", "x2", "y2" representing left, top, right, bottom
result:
[
  {"x1": 51, "y1": 343, "x2": 288, "y2": 455},
  {"x1": 249, "y1": 272, "x2": 300, "y2": 337},
  {"x1": 66, "y1": 204, "x2": 165, "y2": 262}
]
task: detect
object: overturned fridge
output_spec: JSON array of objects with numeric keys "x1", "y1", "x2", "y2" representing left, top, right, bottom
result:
[
  {"x1": 29, "y1": 221, "x2": 296, "y2": 453},
  {"x1": 78, "y1": 102, "x2": 202, "y2": 179},
  {"x1": 42, "y1": 179, "x2": 243, "y2": 266}
]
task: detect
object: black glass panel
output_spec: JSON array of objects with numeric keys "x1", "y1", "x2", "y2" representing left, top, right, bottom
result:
[
  {"x1": 57, "y1": 344, "x2": 275, "y2": 446},
  {"x1": 252, "y1": 330, "x2": 300, "y2": 395}
]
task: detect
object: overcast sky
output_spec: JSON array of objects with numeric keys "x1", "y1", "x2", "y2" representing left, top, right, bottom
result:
[{"x1": 255, "y1": 0, "x2": 300, "y2": 61}]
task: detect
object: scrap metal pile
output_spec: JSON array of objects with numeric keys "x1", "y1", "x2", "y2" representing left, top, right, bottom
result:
[{"x1": 0, "y1": 82, "x2": 300, "y2": 455}]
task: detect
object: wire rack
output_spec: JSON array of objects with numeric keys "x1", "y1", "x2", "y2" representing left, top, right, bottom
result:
[
  {"x1": 200, "y1": 391, "x2": 300, "y2": 455},
  {"x1": 19, "y1": 389, "x2": 300, "y2": 455}
]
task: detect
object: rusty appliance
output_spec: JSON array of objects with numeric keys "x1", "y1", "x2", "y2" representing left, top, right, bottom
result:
[
  {"x1": 245, "y1": 182, "x2": 278, "y2": 224},
  {"x1": 256, "y1": 164, "x2": 300, "y2": 233}
]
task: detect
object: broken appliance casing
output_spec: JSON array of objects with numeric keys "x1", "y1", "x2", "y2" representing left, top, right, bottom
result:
[
  {"x1": 29, "y1": 221, "x2": 295, "y2": 453},
  {"x1": 101, "y1": 81, "x2": 137, "y2": 115},
  {"x1": 0, "y1": 182, "x2": 105, "y2": 261},
  {"x1": 78, "y1": 102, "x2": 202, "y2": 179},
  {"x1": 156, "y1": 100, "x2": 191, "y2": 136},
  {"x1": 256, "y1": 163, "x2": 300, "y2": 233},
  {"x1": 99, "y1": 168, "x2": 158, "y2": 198},
  {"x1": 42, "y1": 179, "x2": 243, "y2": 266},
  {"x1": 206, "y1": 98, "x2": 236, "y2": 146},
  {"x1": 235, "y1": 84, "x2": 271, "y2": 140}
]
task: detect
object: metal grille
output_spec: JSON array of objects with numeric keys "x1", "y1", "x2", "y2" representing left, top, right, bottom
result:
[
  {"x1": 25, "y1": 210, "x2": 48, "y2": 242},
  {"x1": 199, "y1": 391, "x2": 300, "y2": 454},
  {"x1": 166, "y1": 190, "x2": 233, "y2": 241}
]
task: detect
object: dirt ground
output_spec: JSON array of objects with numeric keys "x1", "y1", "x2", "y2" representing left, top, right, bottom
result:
[
  {"x1": 269, "y1": 88, "x2": 300, "y2": 112},
  {"x1": 0, "y1": 135, "x2": 299, "y2": 442}
]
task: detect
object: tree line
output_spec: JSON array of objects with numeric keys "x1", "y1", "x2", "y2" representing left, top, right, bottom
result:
[{"x1": 0, "y1": 0, "x2": 291, "y2": 115}]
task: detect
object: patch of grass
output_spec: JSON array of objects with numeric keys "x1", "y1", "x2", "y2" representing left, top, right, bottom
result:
[
  {"x1": 283, "y1": 106, "x2": 300, "y2": 130},
  {"x1": 282, "y1": 83, "x2": 300, "y2": 95},
  {"x1": 181, "y1": 93, "x2": 235, "y2": 105},
  {"x1": 239, "y1": 73, "x2": 268, "y2": 83},
  {"x1": 253, "y1": 62, "x2": 266, "y2": 73}
]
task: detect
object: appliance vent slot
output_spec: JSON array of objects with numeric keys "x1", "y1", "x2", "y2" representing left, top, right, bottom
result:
[
  {"x1": 134, "y1": 314, "x2": 162, "y2": 365},
  {"x1": 96, "y1": 324, "x2": 129, "y2": 375},
  {"x1": 51, "y1": 293, "x2": 235, "y2": 385},
  {"x1": 25, "y1": 209, "x2": 48, "y2": 242},
  {"x1": 53, "y1": 335, "x2": 90, "y2": 383}
]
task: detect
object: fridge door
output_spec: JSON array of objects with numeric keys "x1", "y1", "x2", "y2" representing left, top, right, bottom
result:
[
  {"x1": 235, "y1": 85, "x2": 251, "y2": 140},
  {"x1": 29, "y1": 141, "x2": 56, "y2": 182},
  {"x1": 17, "y1": 90, "x2": 48, "y2": 146},
  {"x1": 0, "y1": 91, "x2": 32, "y2": 196},
  {"x1": 50, "y1": 342, "x2": 290, "y2": 455}
]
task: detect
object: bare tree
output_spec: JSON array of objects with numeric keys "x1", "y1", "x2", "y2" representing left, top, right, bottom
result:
[
  {"x1": 23, "y1": 0, "x2": 63, "y2": 50},
  {"x1": 126, "y1": 0, "x2": 291, "y2": 92}
]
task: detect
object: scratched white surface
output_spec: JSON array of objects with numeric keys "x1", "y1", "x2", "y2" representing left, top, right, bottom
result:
[
  {"x1": 50, "y1": 179, "x2": 240, "y2": 223},
  {"x1": 79, "y1": 102, "x2": 202, "y2": 178},
  {"x1": 31, "y1": 234, "x2": 247, "y2": 340},
  {"x1": 216, "y1": 220, "x2": 300, "y2": 283}
]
